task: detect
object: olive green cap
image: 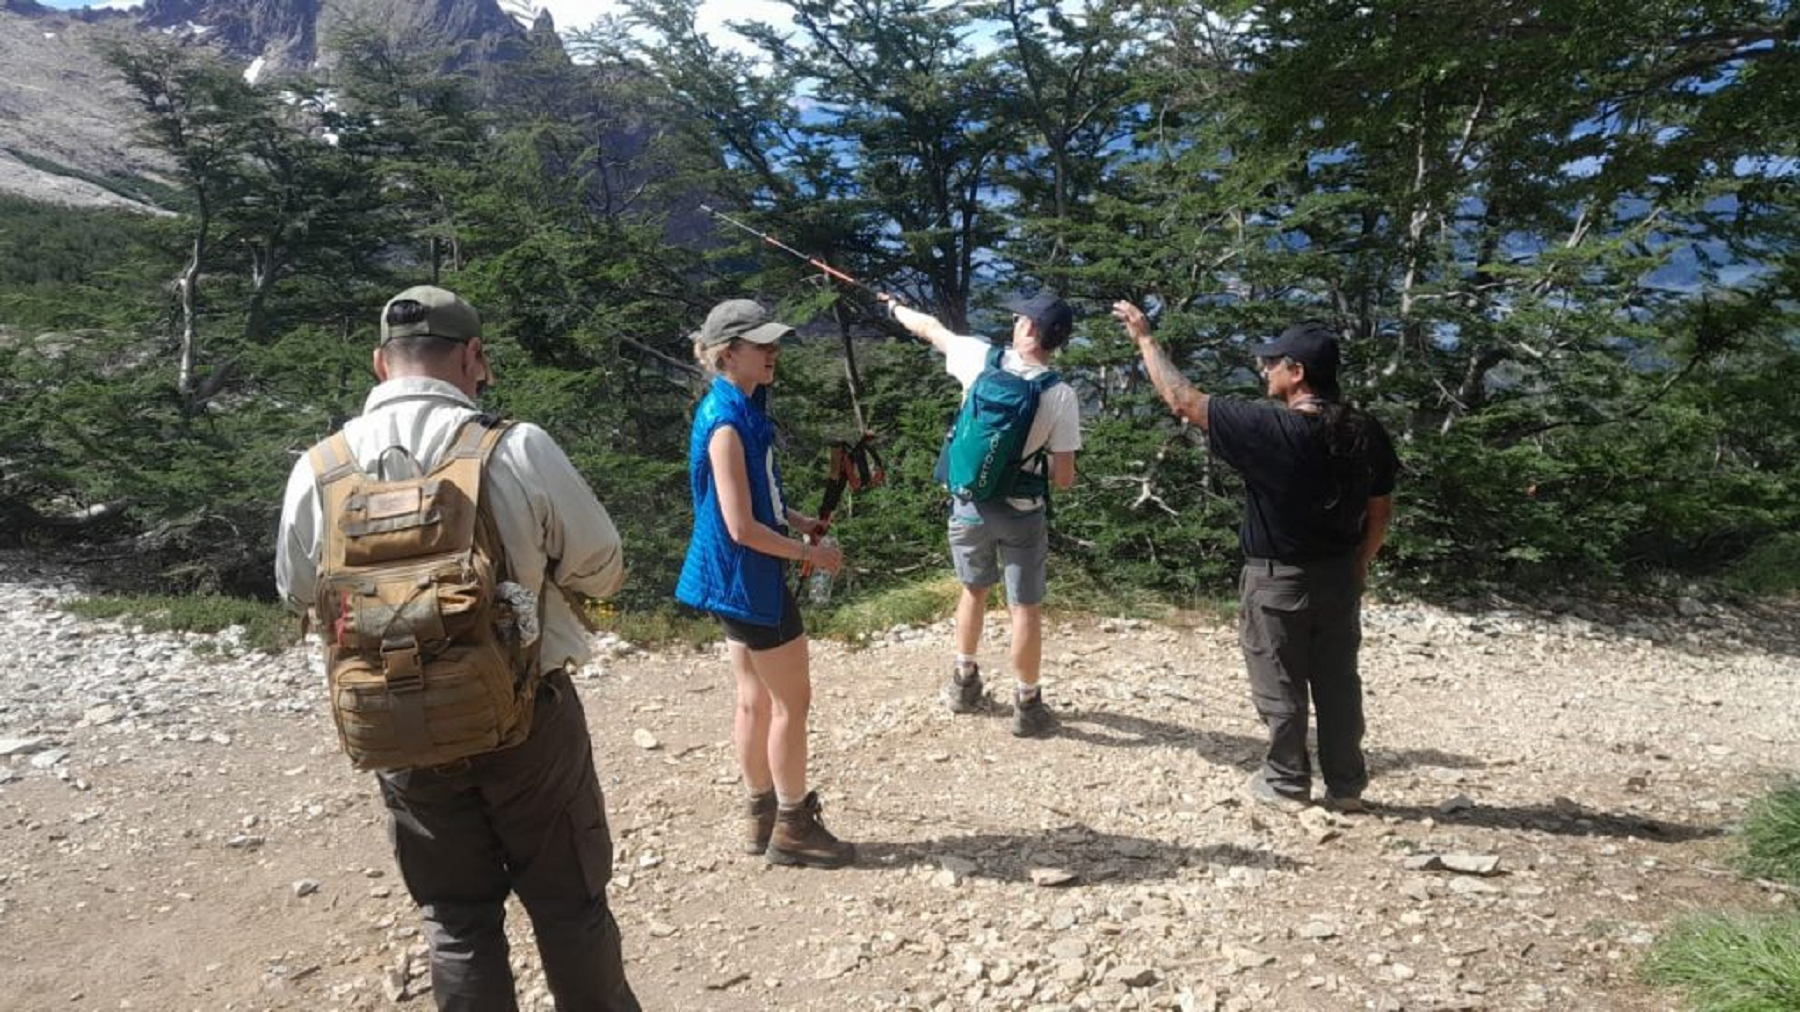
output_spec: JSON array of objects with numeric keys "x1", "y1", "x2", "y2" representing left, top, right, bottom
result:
[{"x1": 380, "y1": 285, "x2": 481, "y2": 344}]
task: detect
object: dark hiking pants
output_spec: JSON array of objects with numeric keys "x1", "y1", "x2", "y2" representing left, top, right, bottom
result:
[
  {"x1": 1239, "y1": 556, "x2": 1369, "y2": 800},
  {"x1": 377, "y1": 670, "x2": 641, "y2": 1012}
]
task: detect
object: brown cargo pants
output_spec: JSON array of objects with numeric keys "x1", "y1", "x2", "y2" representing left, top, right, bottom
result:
[
  {"x1": 1239, "y1": 556, "x2": 1369, "y2": 801},
  {"x1": 376, "y1": 669, "x2": 641, "y2": 1012}
]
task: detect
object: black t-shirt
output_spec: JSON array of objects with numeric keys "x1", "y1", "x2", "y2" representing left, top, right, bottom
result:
[{"x1": 1207, "y1": 397, "x2": 1399, "y2": 562}]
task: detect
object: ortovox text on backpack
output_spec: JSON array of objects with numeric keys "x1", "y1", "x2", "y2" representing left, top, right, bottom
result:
[
  {"x1": 308, "y1": 416, "x2": 541, "y2": 772},
  {"x1": 935, "y1": 344, "x2": 1061, "y2": 502}
]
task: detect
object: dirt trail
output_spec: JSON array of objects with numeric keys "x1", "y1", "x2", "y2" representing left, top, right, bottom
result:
[{"x1": 0, "y1": 555, "x2": 1794, "y2": 1011}]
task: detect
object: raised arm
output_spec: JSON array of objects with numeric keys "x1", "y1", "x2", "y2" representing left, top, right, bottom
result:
[
  {"x1": 1114, "y1": 300, "x2": 1210, "y2": 430},
  {"x1": 880, "y1": 294, "x2": 957, "y2": 356}
]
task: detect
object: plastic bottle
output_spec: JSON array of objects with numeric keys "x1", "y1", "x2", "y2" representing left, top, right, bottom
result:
[{"x1": 806, "y1": 536, "x2": 836, "y2": 604}]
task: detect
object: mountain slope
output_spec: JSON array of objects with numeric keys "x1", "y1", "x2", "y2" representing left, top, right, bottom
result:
[
  {"x1": 0, "y1": 8, "x2": 169, "y2": 210},
  {"x1": 136, "y1": 0, "x2": 529, "y2": 77},
  {"x1": 0, "y1": 0, "x2": 541, "y2": 209}
]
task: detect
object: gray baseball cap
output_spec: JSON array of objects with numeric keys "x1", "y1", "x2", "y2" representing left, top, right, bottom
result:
[
  {"x1": 697, "y1": 299, "x2": 795, "y2": 347},
  {"x1": 380, "y1": 286, "x2": 481, "y2": 345}
]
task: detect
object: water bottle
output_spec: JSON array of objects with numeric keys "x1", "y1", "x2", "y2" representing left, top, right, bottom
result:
[{"x1": 806, "y1": 536, "x2": 836, "y2": 605}]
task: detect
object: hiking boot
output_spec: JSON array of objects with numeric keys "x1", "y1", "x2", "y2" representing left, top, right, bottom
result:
[
  {"x1": 1245, "y1": 771, "x2": 1310, "y2": 812},
  {"x1": 765, "y1": 791, "x2": 855, "y2": 869},
  {"x1": 1011, "y1": 690, "x2": 1056, "y2": 738},
  {"x1": 1322, "y1": 792, "x2": 1367, "y2": 814},
  {"x1": 942, "y1": 662, "x2": 984, "y2": 714},
  {"x1": 742, "y1": 791, "x2": 777, "y2": 855}
]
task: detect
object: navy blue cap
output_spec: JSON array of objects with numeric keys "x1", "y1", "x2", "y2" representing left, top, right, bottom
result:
[
  {"x1": 1001, "y1": 290, "x2": 1075, "y2": 349},
  {"x1": 1253, "y1": 321, "x2": 1340, "y2": 381}
]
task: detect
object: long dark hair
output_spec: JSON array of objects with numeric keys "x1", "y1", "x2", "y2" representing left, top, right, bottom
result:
[{"x1": 1307, "y1": 375, "x2": 1374, "y2": 511}]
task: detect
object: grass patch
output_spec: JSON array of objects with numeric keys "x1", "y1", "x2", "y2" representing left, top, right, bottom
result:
[
  {"x1": 1739, "y1": 781, "x2": 1800, "y2": 886},
  {"x1": 1644, "y1": 912, "x2": 1800, "y2": 1012},
  {"x1": 64, "y1": 594, "x2": 295, "y2": 653},
  {"x1": 1726, "y1": 534, "x2": 1800, "y2": 598},
  {"x1": 814, "y1": 574, "x2": 964, "y2": 641},
  {"x1": 1051, "y1": 564, "x2": 1182, "y2": 622},
  {"x1": 594, "y1": 607, "x2": 719, "y2": 650}
]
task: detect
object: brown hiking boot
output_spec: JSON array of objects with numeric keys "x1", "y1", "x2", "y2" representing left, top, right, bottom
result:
[
  {"x1": 743, "y1": 791, "x2": 777, "y2": 855},
  {"x1": 765, "y1": 791, "x2": 855, "y2": 869}
]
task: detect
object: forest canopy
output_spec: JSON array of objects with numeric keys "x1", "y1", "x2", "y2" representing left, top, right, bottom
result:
[{"x1": 1, "y1": 0, "x2": 1795, "y2": 608}]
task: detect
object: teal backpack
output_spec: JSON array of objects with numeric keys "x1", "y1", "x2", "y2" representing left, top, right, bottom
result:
[{"x1": 935, "y1": 344, "x2": 1061, "y2": 502}]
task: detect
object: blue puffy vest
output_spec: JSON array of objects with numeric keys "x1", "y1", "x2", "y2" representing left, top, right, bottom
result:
[{"x1": 675, "y1": 377, "x2": 789, "y2": 625}]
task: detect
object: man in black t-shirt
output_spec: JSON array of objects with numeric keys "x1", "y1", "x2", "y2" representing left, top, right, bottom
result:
[{"x1": 1114, "y1": 301, "x2": 1399, "y2": 812}]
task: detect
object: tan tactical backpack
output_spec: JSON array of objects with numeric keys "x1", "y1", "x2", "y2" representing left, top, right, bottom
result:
[{"x1": 307, "y1": 415, "x2": 540, "y2": 771}]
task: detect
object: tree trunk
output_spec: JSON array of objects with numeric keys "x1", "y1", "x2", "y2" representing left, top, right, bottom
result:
[{"x1": 175, "y1": 201, "x2": 209, "y2": 400}]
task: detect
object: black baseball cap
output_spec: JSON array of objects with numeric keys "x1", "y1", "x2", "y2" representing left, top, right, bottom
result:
[
  {"x1": 1002, "y1": 290, "x2": 1075, "y2": 349},
  {"x1": 1253, "y1": 321, "x2": 1340, "y2": 381}
]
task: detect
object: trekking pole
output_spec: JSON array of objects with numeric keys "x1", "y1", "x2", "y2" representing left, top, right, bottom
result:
[{"x1": 698, "y1": 204, "x2": 886, "y2": 299}]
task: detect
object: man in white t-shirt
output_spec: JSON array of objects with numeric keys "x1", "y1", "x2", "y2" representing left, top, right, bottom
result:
[{"x1": 883, "y1": 291, "x2": 1083, "y2": 737}]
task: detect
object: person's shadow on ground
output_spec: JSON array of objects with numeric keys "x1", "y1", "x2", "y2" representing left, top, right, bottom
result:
[
  {"x1": 853, "y1": 827, "x2": 1299, "y2": 885},
  {"x1": 1045, "y1": 707, "x2": 1721, "y2": 842},
  {"x1": 1361, "y1": 797, "x2": 1724, "y2": 842},
  {"x1": 1054, "y1": 705, "x2": 1487, "y2": 773}
]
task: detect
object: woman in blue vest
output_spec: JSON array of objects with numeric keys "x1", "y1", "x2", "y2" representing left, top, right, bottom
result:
[{"x1": 675, "y1": 298, "x2": 855, "y2": 869}]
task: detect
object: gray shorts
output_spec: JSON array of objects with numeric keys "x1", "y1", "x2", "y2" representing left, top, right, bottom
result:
[{"x1": 948, "y1": 497, "x2": 1049, "y2": 605}]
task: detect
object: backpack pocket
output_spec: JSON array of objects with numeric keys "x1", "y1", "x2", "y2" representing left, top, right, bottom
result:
[
  {"x1": 338, "y1": 478, "x2": 476, "y2": 566},
  {"x1": 329, "y1": 637, "x2": 526, "y2": 772}
]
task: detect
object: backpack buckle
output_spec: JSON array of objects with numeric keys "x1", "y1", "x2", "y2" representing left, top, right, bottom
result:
[{"x1": 380, "y1": 640, "x2": 425, "y2": 693}]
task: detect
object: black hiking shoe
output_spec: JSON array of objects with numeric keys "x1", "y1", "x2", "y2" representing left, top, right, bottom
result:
[
  {"x1": 1011, "y1": 690, "x2": 1056, "y2": 738},
  {"x1": 942, "y1": 662, "x2": 984, "y2": 714}
]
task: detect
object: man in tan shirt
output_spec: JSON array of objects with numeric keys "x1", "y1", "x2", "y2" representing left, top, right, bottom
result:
[{"x1": 276, "y1": 286, "x2": 638, "y2": 1011}]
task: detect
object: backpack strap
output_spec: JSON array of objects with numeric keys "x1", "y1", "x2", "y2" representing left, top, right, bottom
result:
[
  {"x1": 308, "y1": 432, "x2": 362, "y2": 488},
  {"x1": 432, "y1": 416, "x2": 545, "y2": 683},
  {"x1": 433, "y1": 414, "x2": 514, "y2": 472},
  {"x1": 427, "y1": 416, "x2": 515, "y2": 531},
  {"x1": 985, "y1": 343, "x2": 1005, "y2": 371},
  {"x1": 307, "y1": 432, "x2": 364, "y2": 625},
  {"x1": 1011, "y1": 370, "x2": 1063, "y2": 508}
]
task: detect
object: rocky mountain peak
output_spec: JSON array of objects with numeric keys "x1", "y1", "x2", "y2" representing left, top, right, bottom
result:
[
  {"x1": 0, "y1": 0, "x2": 558, "y2": 209},
  {"x1": 135, "y1": 0, "x2": 530, "y2": 76}
]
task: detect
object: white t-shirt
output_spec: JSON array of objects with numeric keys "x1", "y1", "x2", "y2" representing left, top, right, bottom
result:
[{"x1": 944, "y1": 333, "x2": 1082, "y2": 509}]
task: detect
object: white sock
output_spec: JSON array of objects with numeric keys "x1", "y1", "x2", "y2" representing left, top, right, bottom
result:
[
  {"x1": 776, "y1": 792, "x2": 806, "y2": 810},
  {"x1": 1017, "y1": 680, "x2": 1040, "y2": 700},
  {"x1": 955, "y1": 653, "x2": 977, "y2": 667}
]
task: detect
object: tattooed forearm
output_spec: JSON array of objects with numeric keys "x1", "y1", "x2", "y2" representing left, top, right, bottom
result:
[{"x1": 1139, "y1": 340, "x2": 1209, "y2": 428}]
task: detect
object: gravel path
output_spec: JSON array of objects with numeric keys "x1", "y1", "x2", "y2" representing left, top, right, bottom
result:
[{"x1": 0, "y1": 551, "x2": 1793, "y2": 1011}]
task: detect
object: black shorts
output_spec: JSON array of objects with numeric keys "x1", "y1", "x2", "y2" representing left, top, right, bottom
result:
[{"x1": 718, "y1": 584, "x2": 804, "y2": 651}]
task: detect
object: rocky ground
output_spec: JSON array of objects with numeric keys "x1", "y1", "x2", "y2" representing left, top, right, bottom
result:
[{"x1": 0, "y1": 550, "x2": 1794, "y2": 1012}]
